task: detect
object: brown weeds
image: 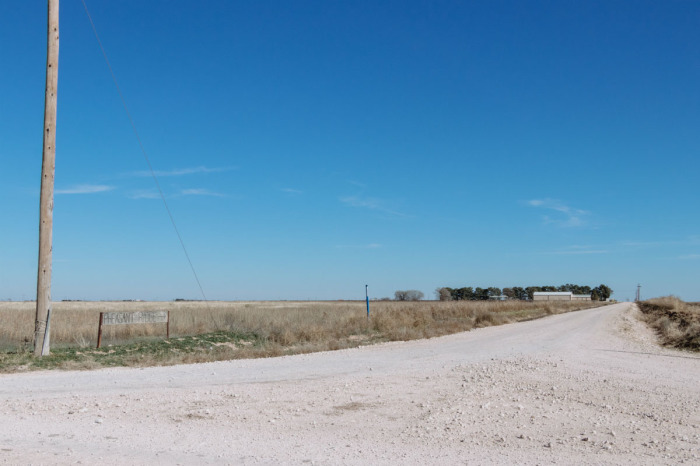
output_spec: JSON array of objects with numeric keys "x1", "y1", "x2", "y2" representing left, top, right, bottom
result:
[
  {"x1": 0, "y1": 299, "x2": 604, "y2": 367},
  {"x1": 637, "y1": 296, "x2": 700, "y2": 350}
]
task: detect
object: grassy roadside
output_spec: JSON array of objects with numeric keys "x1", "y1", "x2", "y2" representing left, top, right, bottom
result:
[
  {"x1": 637, "y1": 296, "x2": 700, "y2": 351},
  {"x1": 0, "y1": 300, "x2": 607, "y2": 372}
]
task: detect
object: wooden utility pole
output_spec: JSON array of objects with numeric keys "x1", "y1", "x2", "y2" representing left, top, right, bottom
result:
[{"x1": 34, "y1": 0, "x2": 59, "y2": 356}]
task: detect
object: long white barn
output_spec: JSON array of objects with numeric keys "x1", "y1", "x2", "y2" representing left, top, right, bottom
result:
[{"x1": 533, "y1": 292, "x2": 591, "y2": 301}]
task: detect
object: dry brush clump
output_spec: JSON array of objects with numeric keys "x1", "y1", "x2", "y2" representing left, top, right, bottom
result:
[
  {"x1": 369, "y1": 300, "x2": 512, "y2": 341},
  {"x1": 637, "y1": 296, "x2": 700, "y2": 351}
]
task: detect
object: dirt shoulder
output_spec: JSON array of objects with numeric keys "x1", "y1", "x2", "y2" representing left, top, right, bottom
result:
[{"x1": 0, "y1": 303, "x2": 698, "y2": 465}]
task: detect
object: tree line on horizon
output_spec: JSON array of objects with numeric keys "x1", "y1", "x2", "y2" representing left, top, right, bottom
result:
[
  {"x1": 435, "y1": 284, "x2": 613, "y2": 301},
  {"x1": 394, "y1": 290, "x2": 425, "y2": 301}
]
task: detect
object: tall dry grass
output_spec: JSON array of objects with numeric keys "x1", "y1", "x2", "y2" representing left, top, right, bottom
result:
[
  {"x1": 637, "y1": 296, "x2": 700, "y2": 350},
  {"x1": 0, "y1": 299, "x2": 602, "y2": 352}
]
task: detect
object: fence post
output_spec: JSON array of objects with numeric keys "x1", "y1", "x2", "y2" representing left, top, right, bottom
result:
[{"x1": 96, "y1": 312, "x2": 104, "y2": 349}]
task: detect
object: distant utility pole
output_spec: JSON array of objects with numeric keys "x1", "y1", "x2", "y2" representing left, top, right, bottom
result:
[
  {"x1": 34, "y1": 0, "x2": 59, "y2": 357},
  {"x1": 365, "y1": 285, "x2": 370, "y2": 320},
  {"x1": 635, "y1": 284, "x2": 641, "y2": 302}
]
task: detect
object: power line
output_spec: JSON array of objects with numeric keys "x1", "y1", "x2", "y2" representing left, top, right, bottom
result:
[{"x1": 80, "y1": 0, "x2": 209, "y2": 303}]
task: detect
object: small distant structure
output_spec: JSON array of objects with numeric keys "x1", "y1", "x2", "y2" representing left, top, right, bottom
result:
[
  {"x1": 533, "y1": 292, "x2": 591, "y2": 302},
  {"x1": 488, "y1": 295, "x2": 508, "y2": 301}
]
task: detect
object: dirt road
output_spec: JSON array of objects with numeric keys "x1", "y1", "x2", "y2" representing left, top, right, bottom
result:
[{"x1": 1, "y1": 302, "x2": 698, "y2": 465}]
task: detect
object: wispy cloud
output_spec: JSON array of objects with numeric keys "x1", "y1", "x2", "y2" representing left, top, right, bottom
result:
[
  {"x1": 55, "y1": 184, "x2": 114, "y2": 195},
  {"x1": 624, "y1": 236, "x2": 700, "y2": 261},
  {"x1": 347, "y1": 180, "x2": 367, "y2": 189},
  {"x1": 548, "y1": 249, "x2": 609, "y2": 255},
  {"x1": 341, "y1": 196, "x2": 381, "y2": 209},
  {"x1": 622, "y1": 236, "x2": 700, "y2": 248},
  {"x1": 281, "y1": 188, "x2": 303, "y2": 194},
  {"x1": 129, "y1": 189, "x2": 160, "y2": 200},
  {"x1": 525, "y1": 198, "x2": 589, "y2": 227},
  {"x1": 539, "y1": 237, "x2": 700, "y2": 257},
  {"x1": 340, "y1": 195, "x2": 406, "y2": 217},
  {"x1": 621, "y1": 241, "x2": 666, "y2": 248},
  {"x1": 130, "y1": 166, "x2": 234, "y2": 177},
  {"x1": 537, "y1": 244, "x2": 609, "y2": 255},
  {"x1": 129, "y1": 188, "x2": 226, "y2": 199},
  {"x1": 180, "y1": 188, "x2": 225, "y2": 197},
  {"x1": 336, "y1": 243, "x2": 382, "y2": 249}
]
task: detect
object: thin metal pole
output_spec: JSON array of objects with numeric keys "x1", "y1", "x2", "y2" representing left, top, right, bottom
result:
[
  {"x1": 365, "y1": 285, "x2": 370, "y2": 320},
  {"x1": 34, "y1": 0, "x2": 59, "y2": 357}
]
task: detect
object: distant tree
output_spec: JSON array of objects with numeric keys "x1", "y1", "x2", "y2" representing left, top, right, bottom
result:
[
  {"x1": 511, "y1": 286, "x2": 528, "y2": 300},
  {"x1": 525, "y1": 286, "x2": 541, "y2": 300},
  {"x1": 558, "y1": 283, "x2": 592, "y2": 295},
  {"x1": 436, "y1": 287, "x2": 453, "y2": 301},
  {"x1": 434, "y1": 283, "x2": 610, "y2": 301},
  {"x1": 591, "y1": 289, "x2": 601, "y2": 301},
  {"x1": 592, "y1": 284, "x2": 612, "y2": 301},
  {"x1": 487, "y1": 287, "x2": 502, "y2": 298},
  {"x1": 451, "y1": 287, "x2": 474, "y2": 301},
  {"x1": 433, "y1": 283, "x2": 610, "y2": 301},
  {"x1": 395, "y1": 290, "x2": 424, "y2": 301},
  {"x1": 463, "y1": 287, "x2": 475, "y2": 301},
  {"x1": 474, "y1": 287, "x2": 489, "y2": 300}
]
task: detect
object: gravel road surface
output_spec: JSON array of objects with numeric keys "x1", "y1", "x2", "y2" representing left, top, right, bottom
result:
[{"x1": 1, "y1": 302, "x2": 698, "y2": 465}]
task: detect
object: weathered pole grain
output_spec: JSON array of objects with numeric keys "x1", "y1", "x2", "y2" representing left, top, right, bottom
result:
[
  {"x1": 34, "y1": 0, "x2": 59, "y2": 357},
  {"x1": 97, "y1": 313, "x2": 104, "y2": 349}
]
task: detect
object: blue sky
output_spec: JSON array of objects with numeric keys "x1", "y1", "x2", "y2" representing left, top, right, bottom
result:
[{"x1": 1, "y1": 1, "x2": 698, "y2": 301}]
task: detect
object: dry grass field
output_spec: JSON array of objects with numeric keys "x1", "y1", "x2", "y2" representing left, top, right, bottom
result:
[
  {"x1": 0, "y1": 299, "x2": 604, "y2": 370},
  {"x1": 637, "y1": 296, "x2": 700, "y2": 350}
]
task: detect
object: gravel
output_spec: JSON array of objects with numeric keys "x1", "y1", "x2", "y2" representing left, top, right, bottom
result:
[{"x1": 1, "y1": 302, "x2": 698, "y2": 465}]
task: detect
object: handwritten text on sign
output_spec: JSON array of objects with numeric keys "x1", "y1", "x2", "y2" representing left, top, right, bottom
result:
[{"x1": 102, "y1": 311, "x2": 168, "y2": 326}]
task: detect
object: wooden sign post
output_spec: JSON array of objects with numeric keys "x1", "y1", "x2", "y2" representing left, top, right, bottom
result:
[{"x1": 97, "y1": 311, "x2": 170, "y2": 348}]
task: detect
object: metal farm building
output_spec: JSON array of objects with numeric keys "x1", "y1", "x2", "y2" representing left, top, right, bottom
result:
[{"x1": 533, "y1": 292, "x2": 591, "y2": 301}]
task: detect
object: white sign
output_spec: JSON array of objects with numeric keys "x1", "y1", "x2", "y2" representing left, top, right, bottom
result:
[{"x1": 102, "y1": 311, "x2": 168, "y2": 326}]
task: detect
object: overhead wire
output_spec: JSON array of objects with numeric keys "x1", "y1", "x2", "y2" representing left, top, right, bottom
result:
[{"x1": 80, "y1": 0, "x2": 210, "y2": 304}]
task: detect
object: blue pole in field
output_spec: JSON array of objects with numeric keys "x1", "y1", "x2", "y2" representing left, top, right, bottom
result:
[{"x1": 365, "y1": 284, "x2": 370, "y2": 320}]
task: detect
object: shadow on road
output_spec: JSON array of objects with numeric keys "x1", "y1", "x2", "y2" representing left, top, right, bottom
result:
[{"x1": 596, "y1": 348, "x2": 700, "y2": 360}]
